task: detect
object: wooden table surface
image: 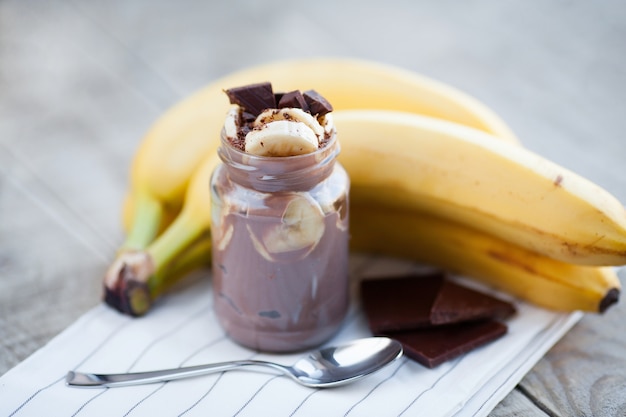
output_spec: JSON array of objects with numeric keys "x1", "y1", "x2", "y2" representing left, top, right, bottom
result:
[{"x1": 1, "y1": 1, "x2": 625, "y2": 416}]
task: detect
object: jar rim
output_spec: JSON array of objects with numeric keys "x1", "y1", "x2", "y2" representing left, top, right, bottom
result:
[{"x1": 217, "y1": 128, "x2": 340, "y2": 192}]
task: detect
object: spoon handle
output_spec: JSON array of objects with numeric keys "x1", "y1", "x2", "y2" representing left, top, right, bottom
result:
[{"x1": 66, "y1": 360, "x2": 285, "y2": 388}]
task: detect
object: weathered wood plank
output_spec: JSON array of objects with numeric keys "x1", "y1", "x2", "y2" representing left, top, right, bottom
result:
[
  {"x1": 515, "y1": 271, "x2": 626, "y2": 417},
  {"x1": 490, "y1": 388, "x2": 550, "y2": 417}
]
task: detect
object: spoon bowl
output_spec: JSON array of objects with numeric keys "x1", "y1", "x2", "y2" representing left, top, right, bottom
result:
[{"x1": 65, "y1": 337, "x2": 403, "y2": 389}]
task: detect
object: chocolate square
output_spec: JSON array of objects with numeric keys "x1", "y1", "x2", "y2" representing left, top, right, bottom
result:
[
  {"x1": 303, "y1": 89, "x2": 333, "y2": 116},
  {"x1": 385, "y1": 320, "x2": 508, "y2": 368},
  {"x1": 430, "y1": 280, "x2": 516, "y2": 325},
  {"x1": 360, "y1": 274, "x2": 515, "y2": 333},
  {"x1": 360, "y1": 273, "x2": 516, "y2": 368},
  {"x1": 360, "y1": 274, "x2": 444, "y2": 332},
  {"x1": 277, "y1": 90, "x2": 309, "y2": 111},
  {"x1": 224, "y1": 82, "x2": 276, "y2": 117}
]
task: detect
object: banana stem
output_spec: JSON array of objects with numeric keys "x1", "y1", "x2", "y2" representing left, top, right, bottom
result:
[
  {"x1": 121, "y1": 192, "x2": 166, "y2": 251},
  {"x1": 147, "y1": 209, "x2": 209, "y2": 281},
  {"x1": 150, "y1": 238, "x2": 212, "y2": 299},
  {"x1": 104, "y1": 210, "x2": 208, "y2": 317}
]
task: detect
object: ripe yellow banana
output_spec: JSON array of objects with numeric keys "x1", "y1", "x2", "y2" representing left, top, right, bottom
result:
[
  {"x1": 120, "y1": 57, "x2": 519, "y2": 251},
  {"x1": 350, "y1": 204, "x2": 620, "y2": 313},
  {"x1": 334, "y1": 110, "x2": 626, "y2": 266}
]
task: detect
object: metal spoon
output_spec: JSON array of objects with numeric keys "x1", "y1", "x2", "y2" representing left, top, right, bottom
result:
[{"x1": 65, "y1": 337, "x2": 402, "y2": 389}]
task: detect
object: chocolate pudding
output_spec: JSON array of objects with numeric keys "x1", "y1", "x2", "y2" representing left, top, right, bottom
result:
[{"x1": 210, "y1": 83, "x2": 350, "y2": 352}]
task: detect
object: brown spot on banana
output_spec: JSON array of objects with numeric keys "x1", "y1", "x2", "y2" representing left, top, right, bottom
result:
[{"x1": 554, "y1": 174, "x2": 564, "y2": 187}]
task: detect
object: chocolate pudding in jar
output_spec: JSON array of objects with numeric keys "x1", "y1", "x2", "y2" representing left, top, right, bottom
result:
[{"x1": 210, "y1": 82, "x2": 350, "y2": 352}]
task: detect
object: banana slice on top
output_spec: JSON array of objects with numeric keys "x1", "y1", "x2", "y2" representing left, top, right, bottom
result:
[
  {"x1": 245, "y1": 120, "x2": 319, "y2": 156},
  {"x1": 254, "y1": 108, "x2": 325, "y2": 138},
  {"x1": 224, "y1": 105, "x2": 240, "y2": 140}
]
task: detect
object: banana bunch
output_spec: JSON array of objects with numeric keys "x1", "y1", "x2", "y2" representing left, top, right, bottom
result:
[{"x1": 104, "y1": 58, "x2": 623, "y2": 316}]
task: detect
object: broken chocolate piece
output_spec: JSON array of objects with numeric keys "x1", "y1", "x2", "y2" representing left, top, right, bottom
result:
[
  {"x1": 278, "y1": 90, "x2": 309, "y2": 112},
  {"x1": 360, "y1": 273, "x2": 516, "y2": 368},
  {"x1": 303, "y1": 89, "x2": 333, "y2": 116},
  {"x1": 430, "y1": 280, "x2": 516, "y2": 325},
  {"x1": 361, "y1": 274, "x2": 443, "y2": 332},
  {"x1": 360, "y1": 273, "x2": 515, "y2": 332},
  {"x1": 386, "y1": 320, "x2": 507, "y2": 368},
  {"x1": 225, "y1": 82, "x2": 276, "y2": 117},
  {"x1": 274, "y1": 92, "x2": 285, "y2": 105}
]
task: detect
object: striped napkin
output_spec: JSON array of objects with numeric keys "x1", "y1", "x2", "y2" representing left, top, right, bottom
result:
[{"x1": 0, "y1": 256, "x2": 581, "y2": 417}]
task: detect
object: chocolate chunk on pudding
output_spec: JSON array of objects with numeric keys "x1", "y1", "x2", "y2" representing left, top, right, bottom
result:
[
  {"x1": 303, "y1": 89, "x2": 333, "y2": 116},
  {"x1": 278, "y1": 90, "x2": 309, "y2": 111},
  {"x1": 225, "y1": 82, "x2": 276, "y2": 117}
]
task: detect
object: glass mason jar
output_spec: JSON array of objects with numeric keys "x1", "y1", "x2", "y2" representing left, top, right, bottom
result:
[{"x1": 210, "y1": 129, "x2": 350, "y2": 352}]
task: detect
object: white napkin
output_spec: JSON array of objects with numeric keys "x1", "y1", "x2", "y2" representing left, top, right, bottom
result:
[{"x1": 0, "y1": 256, "x2": 581, "y2": 417}]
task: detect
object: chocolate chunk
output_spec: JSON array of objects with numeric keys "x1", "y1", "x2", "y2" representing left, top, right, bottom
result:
[
  {"x1": 361, "y1": 273, "x2": 515, "y2": 368},
  {"x1": 303, "y1": 89, "x2": 333, "y2": 116},
  {"x1": 224, "y1": 82, "x2": 276, "y2": 117},
  {"x1": 385, "y1": 320, "x2": 507, "y2": 368},
  {"x1": 430, "y1": 280, "x2": 516, "y2": 325},
  {"x1": 274, "y1": 92, "x2": 285, "y2": 106},
  {"x1": 361, "y1": 274, "x2": 443, "y2": 332},
  {"x1": 277, "y1": 90, "x2": 309, "y2": 112},
  {"x1": 241, "y1": 111, "x2": 257, "y2": 123},
  {"x1": 360, "y1": 273, "x2": 515, "y2": 332}
]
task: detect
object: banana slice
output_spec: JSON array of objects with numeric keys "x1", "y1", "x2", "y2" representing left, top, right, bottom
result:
[
  {"x1": 320, "y1": 113, "x2": 335, "y2": 137},
  {"x1": 263, "y1": 194, "x2": 325, "y2": 254},
  {"x1": 245, "y1": 120, "x2": 319, "y2": 156},
  {"x1": 224, "y1": 105, "x2": 240, "y2": 140},
  {"x1": 247, "y1": 224, "x2": 274, "y2": 262},
  {"x1": 254, "y1": 108, "x2": 325, "y2": 138},
  {"x1": 216, "y1": 223, "x2": 234, "y2": 251}
]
